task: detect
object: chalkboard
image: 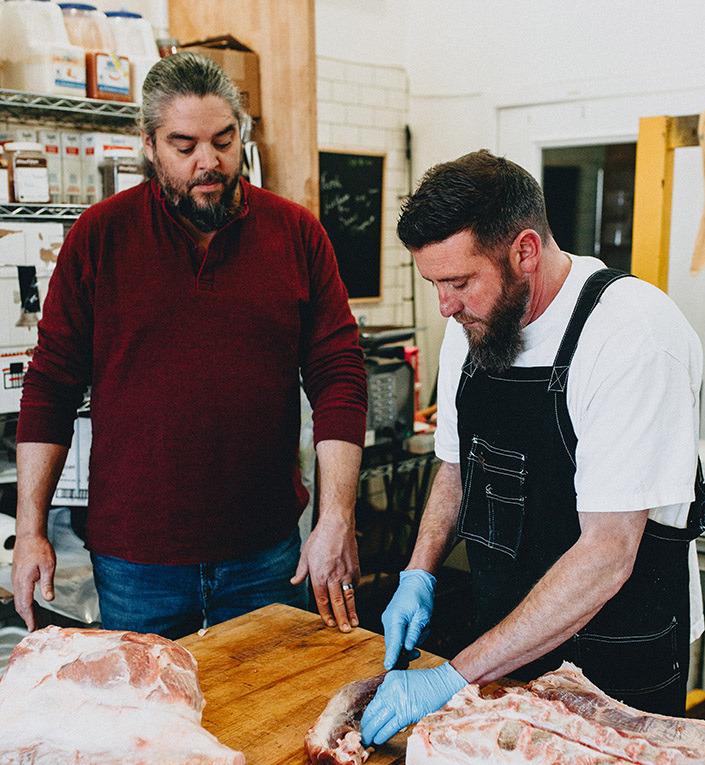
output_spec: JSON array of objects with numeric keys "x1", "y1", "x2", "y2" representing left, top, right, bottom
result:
[{"x1": 319, "y1": 150, "x2": 385, "y2": 300}]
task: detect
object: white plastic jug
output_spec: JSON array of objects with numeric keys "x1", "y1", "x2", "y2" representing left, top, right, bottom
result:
[
  {"x1": 0, "y1": 0, "x2": 86, "y2": 96},
  {"x1": 59, "y1": 3, "x2": 115, "y2": 51},
  {"x1": 105, "y1": 10, "x2": 159, "y2": 103},
  {"x1": 1, "y1": 0, "x2": 72, "y2": 61},
  {"x1": 105, "y1": 11, "x2": 158, "y2": 58}
]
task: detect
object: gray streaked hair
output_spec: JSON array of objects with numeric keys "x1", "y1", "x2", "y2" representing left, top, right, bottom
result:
[{"x1": 138, "y1": 51, "x2": 246, "y2": 140}]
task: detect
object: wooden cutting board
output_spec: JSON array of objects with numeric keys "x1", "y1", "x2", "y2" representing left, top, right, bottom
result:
[{"x1": 178, "y1": 603, "x2": 445, "y2": 765}]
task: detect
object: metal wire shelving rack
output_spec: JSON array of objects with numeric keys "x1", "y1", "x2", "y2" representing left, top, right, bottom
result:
[{"x1": 0, "y1": 89, "x2": 140, "y2": 222}]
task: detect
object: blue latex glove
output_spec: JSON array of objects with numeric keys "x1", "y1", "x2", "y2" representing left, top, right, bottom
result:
[
  {"x1": 382, "y1": 569, "x2": 436, "y2": 671},
  {"x1": 360, "y1": 662, "x2": 467, "y2": 746}
]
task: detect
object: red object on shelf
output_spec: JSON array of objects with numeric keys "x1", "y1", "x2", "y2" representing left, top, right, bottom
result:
[{"x1": 404, "y1": 345, "x2": 421, "y2": 412}]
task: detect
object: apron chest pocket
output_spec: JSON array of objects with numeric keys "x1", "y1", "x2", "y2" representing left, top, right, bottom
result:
[{"x1": 458, "y1": 437, "x2": 527, "y2": 558}]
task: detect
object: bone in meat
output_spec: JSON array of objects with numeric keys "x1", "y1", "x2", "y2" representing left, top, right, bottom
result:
[
  {"x1": 0, "y1": 625, "x2": 246, "y2": 764},
  {"x1": 408, "y1": 684, "x2": 635, "y2": 764},
  {"x1": 305, "y1": 673, "x2": 384, "y2": 764},
  {"x1": 526, "y1": 661, "x2": 705, "y2": 756},
  {"x1": 407, "y1": 663, "x2": 705, "y2": 764}
]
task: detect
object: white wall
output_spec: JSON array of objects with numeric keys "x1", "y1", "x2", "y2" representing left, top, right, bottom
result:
[
  {"x1": 316, "y1": 0, "x2": 435, "y2": 396},
  {"x1": 315, "y1": 0, "x2": 407, "y2": 68},
  {"x1": 317, "y1": 56, "x2": 413, "y2": 329},
  {"x1": 403, "y1": 1, "x2": 705, "y2": 100},
  {"x1": 671, "y1": 149, "x2": 705, "y2": 432},
  {"x1": 315, "y1": 0, "x2": 705, "y2": 407}
]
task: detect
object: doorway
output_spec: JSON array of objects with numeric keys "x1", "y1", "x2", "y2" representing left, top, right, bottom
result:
[{"x1": 542, "y1": 143, "x2": 636, "y2": 273}]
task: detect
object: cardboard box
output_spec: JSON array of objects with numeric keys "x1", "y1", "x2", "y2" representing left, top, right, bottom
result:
[
  {"x1": 181, "y1": 35, "x2": 261, "y2": 119},
  {"x1": 11, "y1": 127, "x2": 38, "y2": 143},
  {"x1": 0, "y1": 222, "x2": 62, "y2": 402},
  {"x1": 53, "y1": 414, "x2": 91, "y2": 506},
  {"x1": 81, "y1": 132, "x2": 141, "y2": 201},
  {"x1": 0, "y1": 230, "x2": 58, "y2": 413},
  {"x1": 80, "y1": 133, "x2": 98, "y2": 205},
  {"x1": 0, "y1": 269, "x2": 51, "y2": 348},
  {"x1": 60, "y1": 131, "x2": 82, "y2": 204},
  {"x1": 22, "y1": 221, "x2": 63, "y2": 274},
  {"x1": 0, "y1": 220, "x2": 63, "y2": 272},
  {"x1": 0, "y1": 163, "x2": 8, "y2": 204},
  {"x1": 0, "y1": 224, "x2": 25, "y2": 267},
  {"x1": 38, "y1": 130, "x2": 62, "y2": 203},
  {"x1": 0, "y1": 346, "x2": 34, "y2": 415}
]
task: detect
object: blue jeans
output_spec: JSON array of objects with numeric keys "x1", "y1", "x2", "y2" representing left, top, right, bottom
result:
[{"x1": 90, "y1": 528, "x2": 308, "y2": 640}]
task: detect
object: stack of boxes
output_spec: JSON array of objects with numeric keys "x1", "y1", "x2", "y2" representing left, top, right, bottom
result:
[
  {"x1": 0, "y1": 220, "x2": 63, "y2": 413},
  {"x1": 0, "y1": 124, "x2": 141, "y2": 413}
]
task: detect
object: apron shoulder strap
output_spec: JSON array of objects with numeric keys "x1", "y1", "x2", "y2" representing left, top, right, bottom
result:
[{"x1": 548, "y1": 268, "x2": 633, "y2": 393}]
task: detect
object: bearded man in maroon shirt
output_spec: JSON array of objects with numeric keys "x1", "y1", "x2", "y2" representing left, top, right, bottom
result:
[{"x1": 12, "y1": 52, "x2": 368, "y2": 640}]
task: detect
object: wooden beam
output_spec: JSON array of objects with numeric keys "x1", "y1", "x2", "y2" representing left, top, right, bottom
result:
[
  {"x1": 631, "y1": 116, "x2": 675, "y2": 291},
  {"x1": 668, "y1": 114, "x2": 699, "y2": 150},
  {"x1": 631, "y1": 113, "x2": 700, "y2": 291},
  {"x1": 168, "y1": 0, "x2": 319, "y2": 214}
]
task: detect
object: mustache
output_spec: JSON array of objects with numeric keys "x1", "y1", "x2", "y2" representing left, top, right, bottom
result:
[
  {"x1": 454, "y1": 310, "x2": 484, "y2": 325},
  {"x1": 188, "y1": 171, "x2": 228, "y2": 190}
]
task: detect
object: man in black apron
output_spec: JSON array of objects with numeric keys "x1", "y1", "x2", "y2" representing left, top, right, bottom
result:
[{"x1": 361, "y1": 150, "x2": 704, "y2": 747}]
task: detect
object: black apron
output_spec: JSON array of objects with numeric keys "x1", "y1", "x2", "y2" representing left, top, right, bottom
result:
[{"x1": 456, "y1": 268, "x2": 705, "y2": 715}]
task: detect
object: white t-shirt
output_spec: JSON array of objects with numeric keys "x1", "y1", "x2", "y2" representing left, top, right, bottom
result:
[{"x1": 435, "y1": 254, "x2": 704, "y2": 639}]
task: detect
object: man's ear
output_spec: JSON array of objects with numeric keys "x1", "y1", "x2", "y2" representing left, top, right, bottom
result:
[
  {"x1": 142, "y1": 132, "x2": 154, "y2": 163},
  {"x1": 511, "y1": 229, "x2": 542, "y2": 275}
]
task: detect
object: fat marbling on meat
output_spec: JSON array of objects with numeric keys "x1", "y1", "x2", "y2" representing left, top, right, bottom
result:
[
  {"x1": 526, "y1": 662, "x2": 705, "y2": 755},
  {"x1": 0, "y1": 625, "x2": 246, "y2": 764},
  {"x1": 407, "y1": 662, "x2": 705, "y2": 764}
]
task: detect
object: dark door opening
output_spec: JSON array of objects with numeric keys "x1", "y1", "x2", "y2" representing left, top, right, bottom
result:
[{"x1": 542, "y1": 143, "x2": 636, "y2": 273}]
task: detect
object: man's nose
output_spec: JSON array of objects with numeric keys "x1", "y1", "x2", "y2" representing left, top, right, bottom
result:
[
  {"x1": 194, "y1": 144, "x2": 219, "y2": 170},
  {"x1": 438, "y1": 287, "x2": 462, "y2": 318}
]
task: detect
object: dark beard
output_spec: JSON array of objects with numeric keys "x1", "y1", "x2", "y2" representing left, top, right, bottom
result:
[
  {"x1": 174, "y1": 174, "x2": 238, "y2": 232},
  {"x1": 463, "y1": 268, "x2": 530, "y2": 372},
  {"x1": 152, "y1": 155, "x2": 241, "y2": 233}
]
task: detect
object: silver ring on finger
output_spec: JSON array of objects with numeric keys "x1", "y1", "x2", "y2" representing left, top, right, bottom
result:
[{"x1": 341, "y1": 583, "x2": 354, "y2": 592}]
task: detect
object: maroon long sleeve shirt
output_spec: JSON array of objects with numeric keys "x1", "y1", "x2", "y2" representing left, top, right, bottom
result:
[{"x1": 17, "y1": 178, "x2": 368, "y2": 564}]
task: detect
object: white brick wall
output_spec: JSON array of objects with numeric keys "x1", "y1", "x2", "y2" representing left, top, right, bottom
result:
[{"x1": 317, "y1": 56, "x2": 414, "y2": 330}]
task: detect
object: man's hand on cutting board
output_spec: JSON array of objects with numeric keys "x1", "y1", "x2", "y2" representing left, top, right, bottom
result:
[
  {"x1": 360, "y1": 662, "x2": 467, "y2": 745},
  {"x1": 291, "y1": 512, "x2": 361, "y2": 632},
  {"x1": 293, "y1": 438, "x2": 362, "y2": 632}
]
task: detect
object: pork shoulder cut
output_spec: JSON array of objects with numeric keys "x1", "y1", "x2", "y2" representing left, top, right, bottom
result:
[
  {"x1": 0, "y1": 625, "x2": 246, "y2": 764},
  {"x1": 305, "y1": 673, "x2": 385, "y2": 764}
]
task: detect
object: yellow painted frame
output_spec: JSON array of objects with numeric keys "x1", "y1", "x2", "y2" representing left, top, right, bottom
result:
[{"x1": 631, "y1": 114, "x2": 699, "y2": 290}]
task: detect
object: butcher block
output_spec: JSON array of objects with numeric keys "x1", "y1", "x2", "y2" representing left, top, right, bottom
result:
[{"x1": 178, "y1": 603, "x2": 445, "y2": 764}]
